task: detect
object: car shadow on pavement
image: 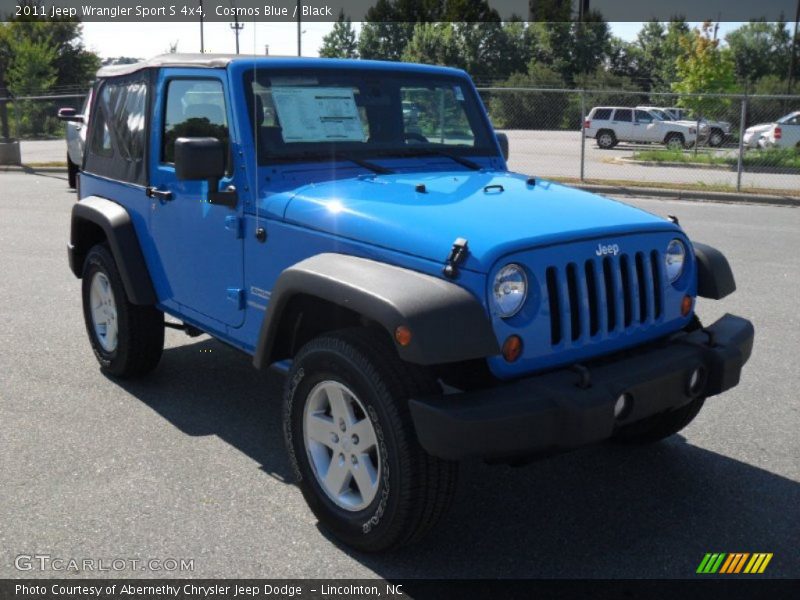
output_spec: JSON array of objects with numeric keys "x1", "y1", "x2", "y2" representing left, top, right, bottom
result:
[{"x1": 110, "y1": 337, "x2": 799, "y2": 579}]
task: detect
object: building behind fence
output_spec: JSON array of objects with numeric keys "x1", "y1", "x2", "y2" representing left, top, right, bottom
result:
[{"x1": 2, "y1": 88, "x2": 799, "y2": 194}]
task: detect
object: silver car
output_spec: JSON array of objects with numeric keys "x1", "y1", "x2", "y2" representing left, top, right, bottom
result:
[{"x1": 57, "y1": 89, "x2": 92, "y2": 189}]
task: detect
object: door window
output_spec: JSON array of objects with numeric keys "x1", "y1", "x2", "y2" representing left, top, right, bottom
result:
[
  {"x1": 162, "y1": 79, "x2": 229, "y2": 164},
  {"x1": 635, "y1": 110, "x2": 654, "y2": 123},
  {"x1": 614, "y1": 109, "x2": 633, "y2": 122}
]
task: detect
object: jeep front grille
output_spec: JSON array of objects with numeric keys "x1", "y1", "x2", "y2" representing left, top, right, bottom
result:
[{"x1": 545, "y1": 251, "x2": 663, "y2": 345}]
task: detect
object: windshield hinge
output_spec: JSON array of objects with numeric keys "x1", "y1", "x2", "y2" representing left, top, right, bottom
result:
[{"x1": 443, "y1": 238, "x2": 469, "y2": 279}]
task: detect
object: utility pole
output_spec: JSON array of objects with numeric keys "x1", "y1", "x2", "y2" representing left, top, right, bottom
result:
[
  {"x1": 231, "y1": 16, "x2": 244, "y2": 54},
  {"x1": 199, "y1": 0, "x2": 204, "y2": 53},
  {"x1": 788, "y1": 0, "x2": 800, "y2": 95}
]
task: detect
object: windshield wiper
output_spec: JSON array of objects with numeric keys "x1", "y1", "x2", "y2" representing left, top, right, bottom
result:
[
  {"x1": 379, "y1": 148, "x2": 482, "y2": 171},
  {"x1": 335, "y1": 154, "x2": 394, "y2": 175}
]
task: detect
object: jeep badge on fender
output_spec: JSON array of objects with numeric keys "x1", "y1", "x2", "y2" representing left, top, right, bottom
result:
[{"x1": 67, "y1": 54, "x2": 754, "y2": 552}]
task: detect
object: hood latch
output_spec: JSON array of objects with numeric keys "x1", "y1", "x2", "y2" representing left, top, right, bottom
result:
[{"x1": 443, "y1": 237, "x2": 468, "y2": 279}]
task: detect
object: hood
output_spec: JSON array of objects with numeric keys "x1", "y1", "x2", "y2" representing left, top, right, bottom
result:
[
  {"x1": 278, "y1": 171, "x2": 677, "y2": 272},
  {"x1": 745, "y1": 123, "x2": 774, "y2": 134}
]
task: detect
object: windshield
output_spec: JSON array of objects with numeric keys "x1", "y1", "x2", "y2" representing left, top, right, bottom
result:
[
  {"x1": 778, "y1": 112, "x2": 800, "y2": 124},
  {"x1": 243, "y1": 68, "x2": 496, "y2": 165}
]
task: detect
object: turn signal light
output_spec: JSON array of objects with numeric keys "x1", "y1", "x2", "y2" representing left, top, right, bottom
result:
[
  {"x1": 502, "y1": 335, "x2": 523, "y2": 362},
  {"x1": 681, "y1": 295, "x2": 693, "y2": 316},
  {"x1": 394, "y1": 326, "x2": 412, "y2": 347}
]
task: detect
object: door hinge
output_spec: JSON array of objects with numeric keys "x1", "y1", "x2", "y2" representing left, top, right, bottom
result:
[
  {"x1": 226, "y1": 288, "x2": 245, "y2": 310},
  {"x1": 224, "y1": 215, "x2": 243, "y2": 239}
]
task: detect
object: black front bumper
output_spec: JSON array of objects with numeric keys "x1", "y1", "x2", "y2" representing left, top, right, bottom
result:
[{"x1": 409, "y1": 314, "x2": 754, "y2": 461}]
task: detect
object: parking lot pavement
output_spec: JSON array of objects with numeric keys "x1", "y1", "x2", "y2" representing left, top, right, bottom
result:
[
  {"x1": 1, "y1": 170, "x2": 798, "y2": 579},
  {"x1": 501, "y1": 130, "x2": 800, "y2": 193},
  {"x1": 19, "y1": 139, "x2": 66, "y2": 164},
  {"x1": 18, "y1": 134, "x2": 800, "y2": 193}
]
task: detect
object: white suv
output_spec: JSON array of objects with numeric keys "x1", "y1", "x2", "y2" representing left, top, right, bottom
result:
[{"x1": 584, "y1": 107, "x2": 698, "y2": 150}]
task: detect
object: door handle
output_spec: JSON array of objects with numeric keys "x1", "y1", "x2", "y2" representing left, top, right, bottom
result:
[{"x1": 146, "y1": 187, "x2": 173, "y2": 201}]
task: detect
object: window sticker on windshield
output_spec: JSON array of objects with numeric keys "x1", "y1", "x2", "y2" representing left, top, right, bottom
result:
[
  {"x1": 272, "y1": 87, "x2": 365, "y2": 143},
  {"x1": 270, "y1": 76, "x2": 319, "y2": 86},
  {"x1": 454, "y1": 86, "x2": 465, "y2": 101}
]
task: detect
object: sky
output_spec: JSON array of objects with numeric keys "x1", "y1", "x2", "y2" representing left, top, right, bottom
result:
[{"x1": 81, "y1": 21, "x2": 747, "y2": 60}]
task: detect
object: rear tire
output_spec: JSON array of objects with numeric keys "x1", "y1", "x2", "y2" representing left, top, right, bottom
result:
[
  {"x1": 596, "y1": 130, "x2": 617, "y2": 149},
  {"x1": 67, "y1": 155, "x2": 78, "y2": 189},
  {"x1": 613, "y1": 397, "x2": 705, "y2": 444},
  {"x1": 284, "y1": 328, "x2": 458, "y2": 552},
  {"x1": 81, "y1": 244, "x2": 164, "y2": 377},
  {"x1": 708, "y1": 129, "x2": 725, "y2": 148}
]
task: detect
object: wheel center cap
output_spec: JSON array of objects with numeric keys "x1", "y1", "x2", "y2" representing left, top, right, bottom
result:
[{"x1": 341, "y1": 439, "x2": 352, "y2": 452}]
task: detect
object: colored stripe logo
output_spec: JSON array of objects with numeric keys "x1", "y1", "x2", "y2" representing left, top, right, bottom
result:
[{"x1": 697, "y1": 553, "x2": 773, "y2": 574}]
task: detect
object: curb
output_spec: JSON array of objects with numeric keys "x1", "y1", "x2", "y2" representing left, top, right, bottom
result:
[
  {"x1": 572, "y1": 183, "x2": 800, "y2": 207},
  {"x1": 1, "y1": 164, "x2": 67, "y2": 173}
]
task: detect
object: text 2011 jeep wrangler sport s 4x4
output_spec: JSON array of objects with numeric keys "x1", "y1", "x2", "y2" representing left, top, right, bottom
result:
[{"x1": 68, "y1": 55, "x2": 754, "y2": 552}]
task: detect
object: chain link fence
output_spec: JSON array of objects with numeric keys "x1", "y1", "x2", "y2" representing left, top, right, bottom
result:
[
  {"x1": 0, "y1": 93, "x2": 87, "y2": 140},
  {"x1": 478, "y1": 87, "x2": 800, "y2": 196}
]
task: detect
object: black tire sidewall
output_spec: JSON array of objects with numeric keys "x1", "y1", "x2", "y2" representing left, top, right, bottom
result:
[
  {"x1": 81, "y1": 246, "x2": 133, "y2": 375},
  {"x1": 67, "y1": 155, "x2": 78, "y2": 188},
  {"x1": 285, "y1": 342, "x2": 407, "y2": 549}
]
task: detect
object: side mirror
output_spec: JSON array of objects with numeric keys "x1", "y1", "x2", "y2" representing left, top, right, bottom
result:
[
  {"x1": 174, "y1": 137, "x2": 237, "y2": 209},
  {"x1": 174, "y1": 137, "x2": 225, "y2": 182},
  {"x1": 57, "y1": 107, "x2": 84, "y2": 123},
  {"x1": 496, "y1": 132, "x2": 509, "y2": 161}
]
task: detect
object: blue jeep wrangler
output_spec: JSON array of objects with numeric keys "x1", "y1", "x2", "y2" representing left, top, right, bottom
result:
[{"x1": 69, "y1": 55, "x2": 754, "y2": 551}]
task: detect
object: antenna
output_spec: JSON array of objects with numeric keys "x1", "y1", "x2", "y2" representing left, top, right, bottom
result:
[{"x1": 199, "y1": 0, "x2": 204, "y2": 52}]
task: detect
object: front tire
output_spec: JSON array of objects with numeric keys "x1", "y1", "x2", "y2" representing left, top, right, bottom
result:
[
  {"x1": 613, "y1": 397, "x2": 705, "y2": 444},
  {"x1": 284, "y1": 328, "x2": 457, "y2": 552},
  {"x1": 67, "y1": 154, "x2": 78, "y2": 189},
  {"x1": 665, "y1": 133, "x2": 686, "y2": 150},
  {"x1": 81, "y1": 244, "x2": 164, "y2": 377},
  {"x1": 708, "y1": 129, "x2": 725, "y2": 147}
]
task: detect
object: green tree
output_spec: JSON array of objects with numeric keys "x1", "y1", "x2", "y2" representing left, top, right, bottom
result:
[
  {"x1": 486, "y1": 65, "x2": 568, "y2": 129},
  {"x1": 6, "y1": 35, "x2": 58, "y2": 136},
  {"x1": 319, "y1": 10, "x2": 358, "y2": 58},
  {"x1": 672, "y1": 22, "x2": 736, "y2": 116},
  {"x1": 402, "y1": 20, "x2": 519, "y2": 82},
  {"x1": 3, "y1": 19, "x2": 99, "y2": 92},
  {"x1": 357, "y1": 0, "x2": 502, "y2": 62},
  {"x1": 725, "y1": 21, "x2": 792, "y2": 86},
  {"x1": 529, "y1": 16, "x2": 611, "y2": 85}
]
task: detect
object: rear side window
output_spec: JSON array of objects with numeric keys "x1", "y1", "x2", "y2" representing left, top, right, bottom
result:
[
  {"x1": 592, "y1": 108, "x2": 612, "y2": 120},
  {"x1": 84, "y1": 74, "x2": 149, "y2": 185},
  {"x1": 614, "y1": 109, "x2": 633, "y2": 122},
  {"x1": 162, "y1": 79, "x2": 229, "y2": 164}
]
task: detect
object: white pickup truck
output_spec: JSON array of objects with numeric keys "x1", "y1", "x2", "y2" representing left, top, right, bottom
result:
[
  {"x1": 743, "y1": 111, "x2": 800, "y2": 149},
  {"x1": 584, "y1": 107, "x2": 698, "y2": 149}
]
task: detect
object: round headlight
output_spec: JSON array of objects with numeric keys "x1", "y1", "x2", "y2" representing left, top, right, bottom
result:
[
  {"x1": 665, "y1": 239, "x2": 686, "y2": 283},
  {"x1": 492, "y1": 264, "x2": 527, "y2": 318}
]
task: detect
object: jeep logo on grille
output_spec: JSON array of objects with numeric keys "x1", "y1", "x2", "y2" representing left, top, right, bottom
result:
[{"x1": 595, "y1": 243, "x2": 620, "y2": 256}]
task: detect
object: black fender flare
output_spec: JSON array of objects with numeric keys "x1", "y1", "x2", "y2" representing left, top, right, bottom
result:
[
  {"x1": 253, "y1": 253, "x2": 500, "y2": 368},
  {"x1": 692, "y1": 242, "x2": 736, "y2": 300},
  {"x1": 68, "y1": 196, "x2": 157, "y2": 305}
]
